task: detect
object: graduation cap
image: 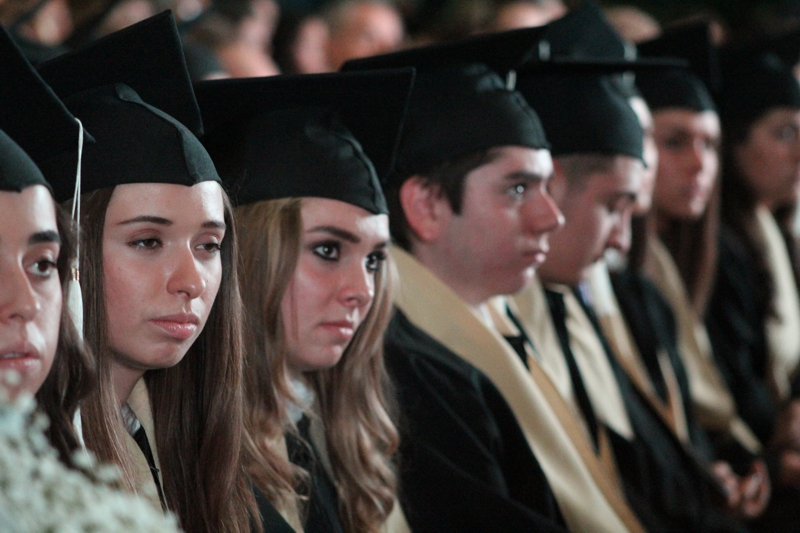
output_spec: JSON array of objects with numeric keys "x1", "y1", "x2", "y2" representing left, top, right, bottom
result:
[
  {"x1": 717, "y1": 48, "x2": 800, "y2": 128},
  {"x1": 0, "y1": 24, "x2": 88, "y2": 191},
  {"x1": 35, "y1": 10, "x2": 219, "y2": 203},
  {"x1": 342, "y1": 28, "x2": 549, "y2": 182},
  {"x1": 196, "y1": 69, "x2": 415, "y2": 213},
  {"x1": 517, "y1": 72, "x2": 643, "y2": 160},
  {"x1": 536, "y1": 2, "x2": 634, "y2": 62},
  {"x1": 636, "y1": 21, "x2": 718, "y2": 112}
]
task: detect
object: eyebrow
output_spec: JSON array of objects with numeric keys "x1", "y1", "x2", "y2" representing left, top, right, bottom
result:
[
  {"x1": 504, "y1": 170, "x2": 552, "y2": 182},
  {"x1": 117, "y1": 216, "x2": 226, "y2": 230},
  {"x1": 308, "y1": 225, "x2": 389, "y2": 249},
  {"x1": 28, "y1": 230, "x2": 61, "y2": 245}
]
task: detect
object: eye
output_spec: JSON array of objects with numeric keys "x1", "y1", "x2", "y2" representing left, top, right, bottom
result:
[
  {"x1": 129, "y1": 238, "x2": 162, "y2": 250},
  {"x1": 312, "y1": 241, "x2": 340, "y2": 261},
  {"x1": 365, "y1": 250, "x2": 387, "y2": 273},
  {"x1": 776, "y1": 125, "x2": 799, "y2": 143},
  {"x1": 27, "y1": 258, "x2": 57, "y2": 279},
  {"x1": 507, "y1": 183, "x2": 527, "y2": 200},
  {"x1": 196, "y1": 241, "x2": 222, "y2": 254}
]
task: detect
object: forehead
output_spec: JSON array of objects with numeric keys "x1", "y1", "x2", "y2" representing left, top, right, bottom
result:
[
  {"x1": 586, "y1": 156, "x2": 643, "y2": 199},
  {"x1": 654, "y1": 108, "x2": 720, "y2": 133},
  {"x1": 0, "y1": 185, "x2": 58, "y2": 241},
  {"x1": 301, "y1": 197, "x2": 389, "y2": 240},
  {"x1": 105, "y1": 181, "x2": 225, "y2": 223},
  {"x1": 466, "y1": 146, "x2": 554, "y2": 183}
]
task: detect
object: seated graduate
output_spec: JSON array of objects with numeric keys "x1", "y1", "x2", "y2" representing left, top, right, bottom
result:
[
  {"x1": 513, "y1": 28, "x2": 749, "y2": 532},
  {"x1": 343, "y1": 26, "x2": 648, "y2": 533},
  {"x1": 0, "y1": 24, "x2": 94, "y2": 466},
  {"x1": 33, "y1": 13, "x2": 257, "y2": 532},
  {"x1": 625, "y1": 21, "x2": 770, "y2": 519},
  {"x1": 196, "y1": 70, "x2": 414, "y2": 533},
  {"x1": 707, "y1": 29, "x2": 800, "y2": 532}
]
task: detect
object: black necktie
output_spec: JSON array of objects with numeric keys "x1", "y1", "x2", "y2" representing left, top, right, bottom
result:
[
  {"x1": 132, "y1": 425, "x2": 167, "y2": 511},
  {"x1": 544, "y1": 288, "x2": 601, "y2": 452}
]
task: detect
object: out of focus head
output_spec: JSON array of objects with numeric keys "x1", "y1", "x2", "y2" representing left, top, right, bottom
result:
[
  {"x1": 718, "y1": 46, "x2": 800, "y2": 208},
  {"x1": 637, "y1": 21, "x2": 721, "y2": 220},
  {"x1": 604, "y1": 4, "x2": 660, "y2": 43},
  {"x1": 324, "y1": 0, "x2": 403, "y2": 70},
  {"x1": 492, "y1": 0, "x2": 566, "y2": 31}
]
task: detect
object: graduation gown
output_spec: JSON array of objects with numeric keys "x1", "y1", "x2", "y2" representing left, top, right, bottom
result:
[
  {"x1": 707, "y1": 207, "x2": 800, "y2": 445},
  {"x1": 388, "y1": 247, "x2": 644, "y2": 533},
  {"x1": 645, "y1": 238, "x2": 762, "y2": 462},
  {"x1": 519, "y1": 277, "x2": 740, "y2": 533}
]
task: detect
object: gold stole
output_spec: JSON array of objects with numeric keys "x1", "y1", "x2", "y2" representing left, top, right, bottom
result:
[
  {"x1": 586, "y1": 261, "x2": 689, "y2": 443},
  {"x1": 393, "y1": 247, "x2": 644, "y2": 533},
  {"x1": 645, "y1": 238, "x2": 762, "y2": 454},
  {"x1": 123, "y1": 379, "x2": 166, "y2": 511},
  {"x1": 755, "y1": 206, "x2": 800, "y2": 402}
]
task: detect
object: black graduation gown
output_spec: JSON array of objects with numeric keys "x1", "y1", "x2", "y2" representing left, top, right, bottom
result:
[
  {"x1": 385, "y1": 309, "x2": 568, "y2": 533},
  {"x1": 706, "y1": 226, "x2": 778, "y2": 446},
  {"x1": 254, "y1": 485, "x2": 296, "y2": 533},
  {"x1": 557, "y1": 288, "x2": 745, "y2": 533},
  {"x1": 286, "y1": 420, "x2": 345, "y2": 533}
]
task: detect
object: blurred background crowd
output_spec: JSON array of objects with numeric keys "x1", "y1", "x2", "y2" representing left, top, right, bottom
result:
[{"x1": 3, "y1": 0, "x2": 800, "y2": 82}]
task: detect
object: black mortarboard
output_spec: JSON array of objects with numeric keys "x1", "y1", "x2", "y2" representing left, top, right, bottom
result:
[
  {"x1": 518, "y1": 73, "x2": 644, "y2": 160},
  {"x1": 717, "y1": 48, "x2": 800, "y2": 128},
  {"x1": 196, "y1": 70, "x2": 414, "y2": 213},
  {"x1": 342, "y1": 29, "x2": 549, "y2": 183},
  {"x1": 35, "y1": 11, "x2": 219, "y2": 203},
  {"x1": 0, "y1": 24, "x2": 87, "y2": 192},
  {"x1": 636, "y1": 22, "x2": 718, "y2": 112},
  {"x1": 536, "y1": 2, "x2": 634, "y2": 62}
]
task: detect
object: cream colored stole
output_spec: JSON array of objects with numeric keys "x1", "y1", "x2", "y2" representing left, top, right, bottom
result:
[
  {"x1": 645, "y1": 238, "x2": 762, "y2": 454},
  {"x1": 123, "y1": 379, "x2": 165, "y2": 511},
  {"x1": 755, "y1": 206, "x2": 800, "y2": 402},
  {"x1": 586, "y1": 261, "x2": 689, "y2": 443},
  {"x1": 393, "y1": 247, "x2": 644, "y2": 533}
]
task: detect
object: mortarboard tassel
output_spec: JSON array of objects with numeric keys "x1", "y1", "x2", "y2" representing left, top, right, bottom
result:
[{"x1": 67, "y1": 119, "x2": 83, "y2": 340}]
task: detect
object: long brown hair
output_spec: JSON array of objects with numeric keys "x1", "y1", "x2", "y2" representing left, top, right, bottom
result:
[
  {"x1": 654, "y1": 181, "x2": 720, "y2": 316},
  {"x1": 35, "y1": 202, "x2": 96, "y2": 466},
  {"x1": 77, "y1": 185, "x2": 257, "y2": 533},
  {"x1": 237, "y1": 197, "x2": 399, "y2": 533}
]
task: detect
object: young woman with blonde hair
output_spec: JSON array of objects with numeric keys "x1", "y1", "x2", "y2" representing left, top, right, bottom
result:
[{"x1": 197, "y1": 70, "x2": 413, "y2": 533}]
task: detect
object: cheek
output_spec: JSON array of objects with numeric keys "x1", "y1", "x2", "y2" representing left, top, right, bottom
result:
[{"x1": 39, "y1": 281, "x2": 62, "y2": 368}]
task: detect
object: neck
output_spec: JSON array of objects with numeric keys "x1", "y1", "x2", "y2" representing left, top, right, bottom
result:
[{"x1": 111, "y1": 361, "x2": 146, "y2": 406}]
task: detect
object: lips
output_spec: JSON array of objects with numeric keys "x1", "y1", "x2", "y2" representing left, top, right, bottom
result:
[
  {"x1": 319, "y1": 320, "x2": 357, "y2": 341},
  {"x1": 0, "y1": 342, "x2": 42, "y2": 386},
  {"x1": 150, "y1": 313, "x2": 201, "y2": 341}
]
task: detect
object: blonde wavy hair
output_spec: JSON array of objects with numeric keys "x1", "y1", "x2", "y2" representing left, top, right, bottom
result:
[{"x1": 236, "y1": 197, "x2": 399, "y2": 533}]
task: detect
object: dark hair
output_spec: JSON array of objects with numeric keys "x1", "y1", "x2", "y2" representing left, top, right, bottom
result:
[
  {"x1": 388, "y1": 149, "x2": 496, "y2": 250},
  {"x1": 719, "y1": 112, "x2": 775, "y2": 320},
  {"x1": 35, "y1": 203, "x2": 96, "y2": 467},
  {"x1": 78, "y1": 186, "x2": 258, "y2": 533}
]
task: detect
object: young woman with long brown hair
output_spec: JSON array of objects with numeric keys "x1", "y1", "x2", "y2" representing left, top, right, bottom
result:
[
  {"x1": 34, "y1": 14, "x2": 257, "y2": 533},
  {"x1": 197, "y1": 70, "x2": 413, "y2": 533},
  {"x1": 0, "y1": 25, "x2": 94, "y2": 466}
]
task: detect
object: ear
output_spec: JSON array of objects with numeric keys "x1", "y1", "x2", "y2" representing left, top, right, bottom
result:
[{"x1": 399, "y1": 176, "x2": 451, "y2": 244}]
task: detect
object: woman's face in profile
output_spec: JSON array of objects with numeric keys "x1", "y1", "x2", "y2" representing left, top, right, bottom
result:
[
  {"x1": 281, "y1": 197, "x2": 389, "y2": 373},
  {"x1": 0, "y1": 185, "x2": 61, "y2": 398}
]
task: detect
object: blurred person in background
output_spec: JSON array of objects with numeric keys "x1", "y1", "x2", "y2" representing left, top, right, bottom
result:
[
  {"x1": 186, "y1": 0, "x2": 280, "y2": 77},
  {"x1": 272, "y1": 8, "x2": 331, "y2": 73},
  {"x1": 492, "y1": 0, "x2": 566, "y2": 31},
  {"x1": 0, "y1": 0, "x2": 72, "y2": 62},
  {"x1": 324, "y1": 0, "x2": 403, "y2": 70},
  {"x1": 604, "y1": 4, "x2": 660, "y2": 43}
]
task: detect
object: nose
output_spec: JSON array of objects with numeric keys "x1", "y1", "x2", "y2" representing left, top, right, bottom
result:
[
  {"x1": 523, "y1": 190, "x2": 565, "y2": 236},
  {"x1": 338, "y1": 263, "x2": 375, "y2": 310},
  {"x1": 607, "y1": 210, "x2": 633, "y2": 254},
  {"x1": 166, "y1": 246, "x2": 207, "y2": 299},
  {"x1": 0, "y1": 262, "x2": 39, "y2": 324},
  {"x1": 686, "y1": 141, "x2": 705, "y2": 176}
]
